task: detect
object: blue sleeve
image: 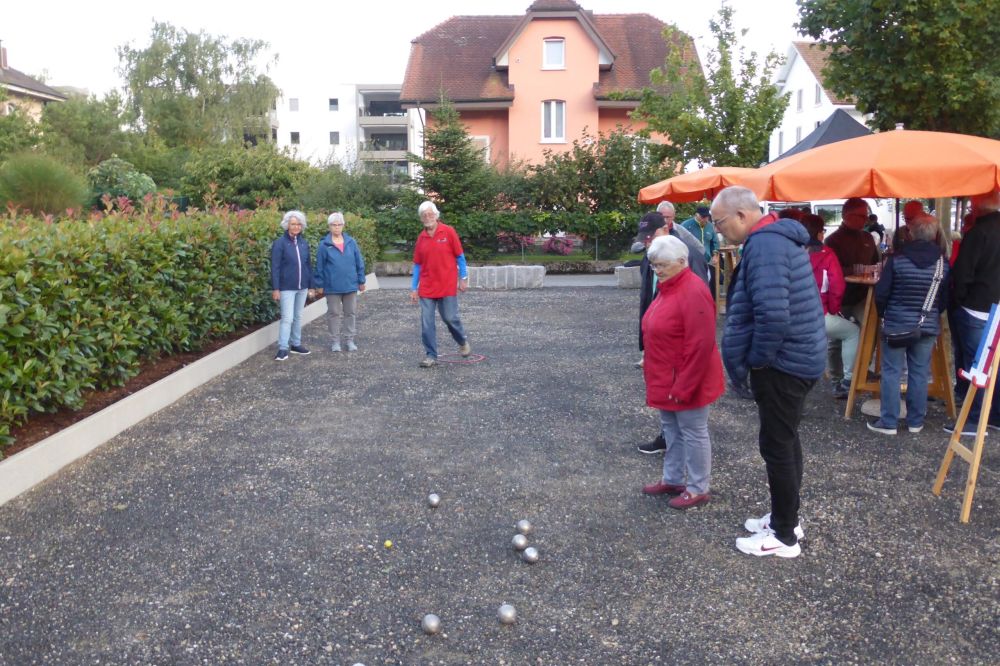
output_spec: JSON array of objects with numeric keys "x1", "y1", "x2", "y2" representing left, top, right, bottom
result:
[
  {"x1": 457, "y1": 253, "x2": 468, "y2": 279},
  {"x1": 355, "y1": 243, "x2": 366, "y2": 285},
  {"x1": 745, "y1": 243, "x2": 792, "y2": 370},
  {"x1": 313, "y1": 245, "x2": 326, "y2": 290},
  {"x1": 412, "y1": 264, "x2": 421, "y2": 291},
  {"x1": 874, "y1": 257, "x2": 894, "y2": 317},
  {"x1": 270, "y1": 239, "x2": 282, "y2": 290}
]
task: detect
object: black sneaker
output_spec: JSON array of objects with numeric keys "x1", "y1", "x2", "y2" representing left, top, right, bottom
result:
[
  {"x1": 833, "y1": 380, "x2": 851, "y2": 399},
  {"x1": 274, "y1": 349, "x2": 289, "y2": 361},
  {"x1": 943, "y1": 422, "x2": 982, "y2": 437},
  {"x1": 289, "y1": 345, "x2": 311, "y2": 355},
  {"x1": 637, "y1": 434, "x2": 666, "y2": 454}
]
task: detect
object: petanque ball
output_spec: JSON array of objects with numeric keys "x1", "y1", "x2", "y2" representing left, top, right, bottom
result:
[
  {"x1": 427, "y1": 493, "x2": 441, "y2": 508},
  {"x1": 516, "y1": 519, "x2": 533, "y2": 535},
  {"x1": 421, "y1": 613, "x2": 441, "y2": 634},
  {"x1": 498, "y1": 604, "x2": 517, "y2": 625},
  {"x1": 511, "y1": 534, "x2": 528, "y2": 551},
  {"x1": 521, "y1": 546, "x2": 539, "y2": 563}
]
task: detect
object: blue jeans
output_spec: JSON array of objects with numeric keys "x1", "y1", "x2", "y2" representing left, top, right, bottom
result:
[
  {"x1": 278, "y1": 289, "x2": 308, "y2": 350},
  {"x1": 419, "y1": 296, "x2": 467, "y2": 359},
  {"x1": 952, "y1": 307, "x2": 1000, "y2": 424},
  {"x1": 878, "y1": 334, "x2": 935, "y2": 428},
  {"x1": 659, "y1": 407, "x2": 712, "y2": 495}
]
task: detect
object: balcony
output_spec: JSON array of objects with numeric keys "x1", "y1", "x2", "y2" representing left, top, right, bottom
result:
[
  {"x1": 358, "y1": 139, "x2": 408, "y2": 160},
  {"x1": 358, "y1": 111, "x2": 408, "y2": 128}
]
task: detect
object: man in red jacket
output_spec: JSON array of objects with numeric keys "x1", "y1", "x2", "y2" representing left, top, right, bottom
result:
[{"x1": 410, "y1": 201, "x2": 472, "y2": 368}]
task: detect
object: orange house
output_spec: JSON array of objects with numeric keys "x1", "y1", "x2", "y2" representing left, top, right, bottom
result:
[{"x1": 400, "y1": 0, "x2": 695, "y2": 168}]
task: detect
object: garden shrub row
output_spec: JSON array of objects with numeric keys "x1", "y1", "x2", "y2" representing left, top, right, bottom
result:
[{"x1": 0, "y1": 206, "x2": 378, "y2": 454}]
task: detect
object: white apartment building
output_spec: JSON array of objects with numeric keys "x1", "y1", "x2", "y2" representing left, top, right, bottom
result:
[
  {"x1": 274, "y1": 83, "x2": 418, "y2": 180},
  {"x1": 768, "y1": 42, "x2": 867, "y2": 162}
]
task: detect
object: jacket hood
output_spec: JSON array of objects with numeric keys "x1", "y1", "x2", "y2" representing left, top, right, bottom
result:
[
  {"x1": 898, "y1": 239, "x2": 941, "y2": 268},
  {"x1": 751, "y1": 218, "x2": 810, "y2": 247}
]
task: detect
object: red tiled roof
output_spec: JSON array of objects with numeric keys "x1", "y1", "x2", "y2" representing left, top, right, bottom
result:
[
  {"x1": 400, "y1": 10, "x2": 694, "y2": 104},
  {"x1": 794, "y1": 41, "x2": 852, "y2": 106}
]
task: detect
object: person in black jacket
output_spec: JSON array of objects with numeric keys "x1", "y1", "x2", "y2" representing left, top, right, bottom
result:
[
  {"x1": 868, "y1": 214, "x2": 948, "y2": 435},
  {"x1": 949, "y1": 190, "x2": 1000, "y2": 434},
  {"x1": 634, "y1": 208, "x2": 710, "y2": 455}
]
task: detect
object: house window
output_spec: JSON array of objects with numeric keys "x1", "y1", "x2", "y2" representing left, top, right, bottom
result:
[
  {"x1": 289, "y1": 98, "x2": 299, "y2": 112},
  {"x1": 796, "y1": 90, "x2": 803, "y2": 111},
  {"x1": 290, "y1": 131, "x2": 300, "y2": 145},
  {"x1": 543, "y1": 38, "x2": 565, "y2": 69},
  {"x1": 271, "y1": 128, "x2": 277, "y2": 142},
  {"x1": 470, "y1": 136, "x2": 490, "y2": 163},
  {"x1": 330, "y1": 131, "x2": 340, "y2": 145},
  {"x1": 541, "y1": 100, "x2": 565, "y2": 142},
  {"x1": 329, "y1": 98, "x2": 339, "y2": 111},
  {"x1": 795, "y1": 127, "x2": 802, "y2": 142},
  {"x1": 815, "y1": 84, "x2": 822, "y2": 104}
]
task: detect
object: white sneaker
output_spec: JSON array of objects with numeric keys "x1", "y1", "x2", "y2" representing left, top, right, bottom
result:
[
  {"x1": 346, "y1": 341, "x2": 358, "y2": 352},
  {"x1": 744, "y1": 512, "x2": 804, "y2": 540},
  {"x1": 331, "y1": 342, "x2": 341, "y2": 352},
  {"x1": 735, "y1": 532, "x2": 801, "y2": 558}
]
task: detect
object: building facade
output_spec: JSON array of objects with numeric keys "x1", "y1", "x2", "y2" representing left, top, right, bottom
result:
[
  {"x1": 273, "y1": 83, "x2": 417, "y2": 179},
  {"x1": 400, "y1": 0, "x2": 691, "y2": 168},
  {"x1": 0, "y1": 46, "x2": 66, "y2": 120},
  {"x1": 768, "y1": 41, "x2": 866, "y2": 162}
]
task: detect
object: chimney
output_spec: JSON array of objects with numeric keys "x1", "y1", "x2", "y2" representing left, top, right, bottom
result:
[{"x1": 0, "y1": 46, "x2": 7, "y2": 70}]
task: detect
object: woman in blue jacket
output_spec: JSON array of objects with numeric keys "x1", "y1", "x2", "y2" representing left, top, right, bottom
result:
[
  {"x1": 270, "y1": 210, "x2": 315, "y2": 361},
  {"x1": 314, "y1": 212, "x2": 366, "y2": 352}
]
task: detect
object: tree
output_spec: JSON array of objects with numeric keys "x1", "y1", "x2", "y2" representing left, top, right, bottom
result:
[
  {"x1": 118, "y1": 22, "x2": 280, "y2": 148},
  {"x1": 797, "y1": 0, "x2": 1000, "y2": 136},
  {"x1": 631, "y1": 3, "x2": 787, "y2": 167},
  {"x1": 0, "y1": 108, "x2": 39, "y2": 161},
  {"x1": 530, "y1": 128, "x2": 670, "y2": 213},
  {"x1": 40, "y1": 94, "x2": 132, "y2": 167},
  {"x1": 181, "y1": 144, "x2": 312, "y2": 209},
  {"x1": 408, "y1": 95, "x2": 493, "y2": 214}
]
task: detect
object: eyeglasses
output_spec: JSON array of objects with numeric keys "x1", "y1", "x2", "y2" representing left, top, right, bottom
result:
[{"x1": 712, "y1": 214, "x2": 732, "y2": 228}]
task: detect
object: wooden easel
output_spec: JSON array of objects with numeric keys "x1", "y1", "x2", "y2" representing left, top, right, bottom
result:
[
  {"x1": 714, "y1": 246, "x2": 739, "y2": 314},
  {"x1": 844, "y1": 280, "x2": 956, "y2": 420},
  {"x1": 932, "y1": 338, "x2": 998, "y2": 523}
]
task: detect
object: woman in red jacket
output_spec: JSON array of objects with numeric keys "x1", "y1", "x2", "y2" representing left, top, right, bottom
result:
[{"x1": 640, "y1": 235, "x2": 725, "y2": 509}]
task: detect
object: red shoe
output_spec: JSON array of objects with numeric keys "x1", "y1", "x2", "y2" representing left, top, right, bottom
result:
[
  {"x1": 667, "y1": 491, "x2": 710, "y2": 510},
  {"x1": 642, "y1": 481, "x2": 685, "y2": 496}
]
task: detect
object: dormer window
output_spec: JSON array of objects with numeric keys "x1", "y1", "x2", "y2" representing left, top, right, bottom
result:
[{"x1": 543, "y1": 38, "x2": 565, "y2": 70}]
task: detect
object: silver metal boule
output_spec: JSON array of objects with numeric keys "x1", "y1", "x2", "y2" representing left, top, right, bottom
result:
[
  {"x1": 511, "y1": 534, "x2": 528, "y2": 551},
  {"x1": 516, "y1": 519, "x2": 533, "y2": 535},
  {"x1": 498, "y1": 604, "x2": 517, "y2": 624},
  {"x1": 521, "y1": 546, "x2": 539, "y2": 563},
  {"x1": 421, "y1": 613, "x2": 441, "y2": 634},
  {"x1": 427, "y1": 493, "x2": 441, "y2": 508}
]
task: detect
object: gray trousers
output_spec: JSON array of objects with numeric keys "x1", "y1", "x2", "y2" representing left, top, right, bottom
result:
[
  {"x1": 325, "y1": 292, "x2": 358, "y2": 342},
  {"x1": 659, "y1": 406, "x2": 712, "y2": 495}
]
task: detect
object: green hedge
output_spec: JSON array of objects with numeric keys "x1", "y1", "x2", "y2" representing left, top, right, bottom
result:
[
  {"x1": 0, "y1": 206, "x2": 379, "y2": 454},
  {"x1": 374, "y1": 209, "x2": 634, "y2": 260}
]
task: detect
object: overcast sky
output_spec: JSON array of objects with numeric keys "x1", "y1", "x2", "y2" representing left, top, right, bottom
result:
[{"x1": 4, "y1": 0, "x2": 803, "y2": 96}]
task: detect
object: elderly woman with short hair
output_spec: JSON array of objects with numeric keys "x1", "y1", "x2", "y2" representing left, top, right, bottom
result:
[
  {"x1": 314, "y1": 212, "x2": 367, "y2": 352},
  {"x1": 641, "y1": 234, "x2": 725, "y2": 509},
  {"x1": 270, "y1": 210, "x2": 316, "y2": 361},
  {"x1": 869, "y1": 213, "x2": 949, "y2": 435}
]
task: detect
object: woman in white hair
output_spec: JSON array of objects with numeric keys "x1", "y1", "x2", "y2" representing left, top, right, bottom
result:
[
  {"x1": 314, "y1": 212, "x2": 367, "y2": 351},
  {"x1": 640, "y1": 234, "x2": 724, "y2": 510},
  {"x1": 270, "y1": 210, "x2": 316, "y2": 361}
]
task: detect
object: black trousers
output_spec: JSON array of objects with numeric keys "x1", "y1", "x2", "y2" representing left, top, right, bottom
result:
[{"x1": 749, "y1": 367, "x2": 815, "y2": 544}]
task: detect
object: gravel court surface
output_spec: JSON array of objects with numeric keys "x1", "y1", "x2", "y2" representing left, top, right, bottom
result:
[{"x1": 0, "y1": 287, "x2": 997, "y2": 665}]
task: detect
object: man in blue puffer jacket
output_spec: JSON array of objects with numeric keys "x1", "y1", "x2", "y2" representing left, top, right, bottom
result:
[{"x1": 711, "y1": 186, "x2": 826, "y2": 559}]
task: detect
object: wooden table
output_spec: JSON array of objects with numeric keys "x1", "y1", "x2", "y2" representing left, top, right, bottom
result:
[
  {"x1": 843, "y1": 275, "x2": 956, "y2": 420},
  {"x1": 714, "y1": 245, "x2": 739, "y2": 314}
]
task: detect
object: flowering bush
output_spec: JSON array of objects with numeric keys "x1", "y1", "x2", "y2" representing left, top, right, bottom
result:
[
  {"x1": 497, "y1": 231, "x2": 535, "y2": 253},
  {"x1": 542, "y1": 235, "x2": 575, "y2": 255}
]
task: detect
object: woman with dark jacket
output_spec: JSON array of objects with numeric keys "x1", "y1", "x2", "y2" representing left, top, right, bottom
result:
[
  {"x1": 640, "y1": 235, "x2": 725, "y2": 510},
  {"x1": 270, "y1": 210, "x2": 315, "y2": 361},
  {"x1": 314, "y1": 212, "x2": 367, "y2": 352},
  {"x1": 869, "y1": 214, "x2": 949, "y2": 435}
]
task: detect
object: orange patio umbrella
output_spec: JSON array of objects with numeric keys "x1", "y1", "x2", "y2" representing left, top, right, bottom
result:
[
  {"x1": 741, "y1": 129, "x2": 1000, "y2": 201},
  {"x1": 638, "y1": 166, "x2": 758, "y2": 204}
]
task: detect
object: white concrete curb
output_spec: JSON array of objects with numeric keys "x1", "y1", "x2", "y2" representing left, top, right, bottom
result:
[{"x1": 0, "y1": 299, "x2": 329, "y2": 507}]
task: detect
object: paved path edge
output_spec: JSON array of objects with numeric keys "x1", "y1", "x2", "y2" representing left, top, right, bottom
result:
[{"x1": 0, "y1": 299, "x2": 328, "y2": 507}]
